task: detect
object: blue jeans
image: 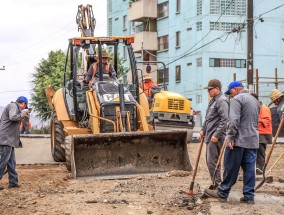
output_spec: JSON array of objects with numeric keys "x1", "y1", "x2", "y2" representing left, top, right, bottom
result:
[
  {"x1": 0, "y1": 145, "x2": 18, "y2": 186},
  {"x1": 217, "y1": 146, "x2": 257, "y2": 201}
]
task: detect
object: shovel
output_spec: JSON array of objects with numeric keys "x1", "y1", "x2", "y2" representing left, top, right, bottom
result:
[
  {"x1": 185, "y1": 136, "x2": 205, "y2": 195},
  {"x1": 208, "y1": 138, "x2": 227, "y2": 190},
  {"x1": 255, "y1": 113, "x2": 284, "y2": 191}
]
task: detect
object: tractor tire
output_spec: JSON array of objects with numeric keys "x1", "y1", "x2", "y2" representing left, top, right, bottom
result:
[
  {"x1": 64, "y1": 136, "x2": 72, "y2": 171},
  {"x1": 50, "y1": 112, "x2": 66, "y2": 162}
]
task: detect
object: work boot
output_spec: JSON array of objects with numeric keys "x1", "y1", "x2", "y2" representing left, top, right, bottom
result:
[
  {"x1": 8, "y1": 184, "x2": 20, "y2": 189},
  {"x1": 204, "y1": 188, "x2": 227, "y2": 202},
  {"x1": 0, "y1": 185, "x2": 4, "y2": 190},
  {"x1": 278, "y1": 178, "x2": 284, "y2": 183},
  {"x1": 279, "y1": 190, "x2": 284, "y2": 195},
  {"x1": 240, "y1": 197, "x2": 255, "y2": 204}
]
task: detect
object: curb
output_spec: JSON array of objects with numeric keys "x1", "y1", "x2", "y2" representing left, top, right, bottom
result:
[{"x1": 20, "y1": 134, "x2": 50, "y2": 138}]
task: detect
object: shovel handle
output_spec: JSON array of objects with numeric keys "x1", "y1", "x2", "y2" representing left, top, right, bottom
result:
[
  {"x1": 267, "y1": 149, "x2": 284, "y2": 176},
  {"x1": 212, "y1": 138, "x2": 227, "y2": 182},
  {"x1": 265, "y1": 113, "x2": 284, "y2": 164},
  {"x1": 189, "y1": 137, "x2": 204, "y2": 185}
]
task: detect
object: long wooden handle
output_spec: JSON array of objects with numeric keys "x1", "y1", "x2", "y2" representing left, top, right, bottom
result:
[
  {"x1": 267, "y1": 149, "x2": 284, "y2": 176},
  {"x1": 217, "y1": 138, "x2": 226, "y2": 167},
  {"x1": 212, "y1": 138, "x2": 226, "y2": 182},
  {"x1": 265, "y1": 113, "x2": 284, "y2": 164},
  {"x1": 190, "y1": 137, "x2": 204, "y2": 184}
]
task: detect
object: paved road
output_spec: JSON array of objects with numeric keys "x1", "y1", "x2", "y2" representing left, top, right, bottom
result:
[{"x1": 16, "y1": 136, "x2": 56, "y2": 164}]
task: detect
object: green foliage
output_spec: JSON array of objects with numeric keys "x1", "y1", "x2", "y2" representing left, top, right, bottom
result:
[
  {"x1": 30, "y1": 125, "x2": 50, "y2": 134},
  {"x1": 30, "y1": 50, "x2": 66, "y2": 121},
  {"x1": 116, "y1": 54, "x2": 128, "y2": 78}
]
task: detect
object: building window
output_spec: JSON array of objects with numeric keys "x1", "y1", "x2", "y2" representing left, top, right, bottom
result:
[
  {"x1": 235, "y1": 59, "x2": 246, "y2": 68},
  {"x1": 176, "y1": 0, "x2": 181, "y2": 13},
  {"x1": 123, "y1": 15, "x2": 127, "y2": 30},
  {"x1": 157, "y1": 68, "x2": 169, "y2": 84},
  {"x1": 158, "y1": 35, "x2": 169, "y2": 51},
  {"x1": 107, "y1": 0, "x2": 112, "y2": 14},
  {"x1": 196, "y1": 95, "x2": 202, "y2": 104},
  {"x1": 176, "y1": 31, "x2": 180, "y2": 47},
  {"x1": 210, "y1": 0, "x2": 246, "y2": 15},
  {"x1": 197, "y1": 0, "x2": 202, "y2": 16},
  {"x1": 176, "y1": 65, "x2": 181, "y2": 83},
  {"x1": 196, "y1": 57, "x2": 202, "y2": 67},
  {"x1": 158, "y1": 1, "x2": 169, "y2": 18},
  {"x1": 209, "y1": 58, "x2": 246, "y2": 68},
  {"x1": 210, "y1": 22, "x2": 245, "y2": 32},
  {"x1": 108, "y1": 18, "x2": 112, "y2": 36},
  {"x1": 196, "y1": 22, "x2": 202, "y2": 31}
]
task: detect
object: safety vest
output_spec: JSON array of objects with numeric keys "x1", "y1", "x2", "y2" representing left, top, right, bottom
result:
[
  {"x1": 88, "y1": 62, "x2": 110, "y2": 86},
  {"x1": 91, "y1": 62, "x2": 110, "y2": 79},
  {"x1": 143, "y1": 81, "x2": 157, "y2": 97}
]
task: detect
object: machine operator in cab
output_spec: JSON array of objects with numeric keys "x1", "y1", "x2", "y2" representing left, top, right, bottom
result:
[{"x1": 84, "y1": 50, "x2": 116, "y2": 85}]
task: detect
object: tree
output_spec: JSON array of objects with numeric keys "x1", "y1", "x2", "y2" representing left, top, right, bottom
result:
[
  {"x1": 30, "y1": 50, "x2": 66, "y2": 121},
  {"x1": 116, "y1": 54, "x2": 129, "y2": 78}
]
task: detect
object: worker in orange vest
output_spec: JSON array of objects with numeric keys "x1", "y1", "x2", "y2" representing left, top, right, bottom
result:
[
  {"x1": 142, "y1": 75, "x2": 157, "y2": 98},
  {"x1": 84, "y1": 50, "x2": 116, "y2": 85}
]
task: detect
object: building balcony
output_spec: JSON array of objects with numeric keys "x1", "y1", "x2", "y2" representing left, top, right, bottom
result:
[
  {"x1": 132, "y1": 31, "x2": 158, "y2": 52},
  {"x1": 128, "y1": 0, "x2": 157, "y2": 22}
]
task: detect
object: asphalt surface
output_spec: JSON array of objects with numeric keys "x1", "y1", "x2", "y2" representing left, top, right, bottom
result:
[{"x1": 16, "y1": 136, "x2": 56, "y2": 164}]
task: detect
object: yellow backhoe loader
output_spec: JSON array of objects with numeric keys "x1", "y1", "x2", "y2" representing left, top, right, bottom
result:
[{"x1": 45, "y1": 5, "x2": 192, "y2": 178}]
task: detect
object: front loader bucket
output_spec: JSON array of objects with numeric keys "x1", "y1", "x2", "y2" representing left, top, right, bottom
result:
[{"x1": 67, "y1": 130, "x2": 192, "y2": 178}]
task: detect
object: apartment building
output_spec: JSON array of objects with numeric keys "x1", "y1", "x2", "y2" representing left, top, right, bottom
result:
[{"x1": 107, "y1": 0, "x2": 284, "y2": 120}]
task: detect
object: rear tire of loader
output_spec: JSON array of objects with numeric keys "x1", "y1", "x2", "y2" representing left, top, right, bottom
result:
[
  {"x1": 50, "y1": 112, "x2": 66, "y2": 162},
  {"x1": 64, "y1": 136, "x2": 71, "y2": 171}
]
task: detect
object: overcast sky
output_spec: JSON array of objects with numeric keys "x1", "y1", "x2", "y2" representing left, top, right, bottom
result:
[{"x1": 0, "y1": 0, "x2": 107, "y2": 107}]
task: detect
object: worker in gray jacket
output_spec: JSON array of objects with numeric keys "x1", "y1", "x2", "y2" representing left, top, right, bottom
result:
[
  {"x1": 201, "y1": 79, "x2": 229, "y2": 187},
  {"x1": 205, "y1": 81, "x2": 260, "y2": 204},
  {"x1": 0, "y1": 96, "x2": 28, "y2": 190}
]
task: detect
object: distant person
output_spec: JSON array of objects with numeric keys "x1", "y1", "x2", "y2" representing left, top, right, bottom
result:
[
  {"x1": 201, "y1": 79, "x2": 229, "y2": 187},
  {"x1": 84, "y1": 50, "x2": 116, "y2": 85},
  {"x1": 251, "y1": 94, "x2": 272, "y2": 175},
  {"x1": 142, "y1": 75, "x2": 157, "y2": 98},
  {"x1": 20, "y1": 108, "x2": 32, "y2": 134},
  {"x1": 0, "y1": 96, "x2": 29, "y2": 190},
  {"x1": 269, "y1": 89, "x2": 284, "y2": 195},
  {"x1": 205, "y1": 81, "x2": 259, "y2": 204}
]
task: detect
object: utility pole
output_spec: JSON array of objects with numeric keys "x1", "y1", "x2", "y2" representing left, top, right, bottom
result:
[{"x1": 247, "y1": 0, "x2": 254, "y2": 93}]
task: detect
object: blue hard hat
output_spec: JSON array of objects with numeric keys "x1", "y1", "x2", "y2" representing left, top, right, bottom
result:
[
  {"x1": 17, "y1": 96, "x2": 28, "y2": 108},
  {"x1": 225, "y1": 81, "x2": 243, "y2": 95}
]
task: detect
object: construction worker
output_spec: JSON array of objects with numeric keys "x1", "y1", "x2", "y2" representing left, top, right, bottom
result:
[
  {"x1": 251, "y1": 94, "x2": 272, "y2": 175},
  {"x1": 0, "y1": 96, "x2": 28, "y2": 190},
  {"x1": 204, "y1": 81, "x2": 259, "y2": 204},
  {"x1": 20, "y1": 108, "x2": 32, "y2": 134},
  {"x1": 201, "y1": 79, "x2": 229, "y2": 187},
  {"x1": 269, "y1": 89, "x2": 284, "y2": 195},
  {"x1": 84, "y1": 50, "x2": 116, "y2": 85},
  {"x1": 142, "y1": 75, "x2": 157, "y2": 98}
]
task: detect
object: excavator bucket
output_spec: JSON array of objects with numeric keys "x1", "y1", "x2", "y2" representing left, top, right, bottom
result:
[{"x1": 67, "y1": 130, "x2": 192, "y2": 178}]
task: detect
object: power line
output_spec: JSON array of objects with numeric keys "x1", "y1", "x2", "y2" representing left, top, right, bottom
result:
[
  {"x1": 258, "y1": 2, "x2": 284, "y2": 18},
  {"x1": 0, "y1": 90, "x2": 29, "y2": 94}
]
